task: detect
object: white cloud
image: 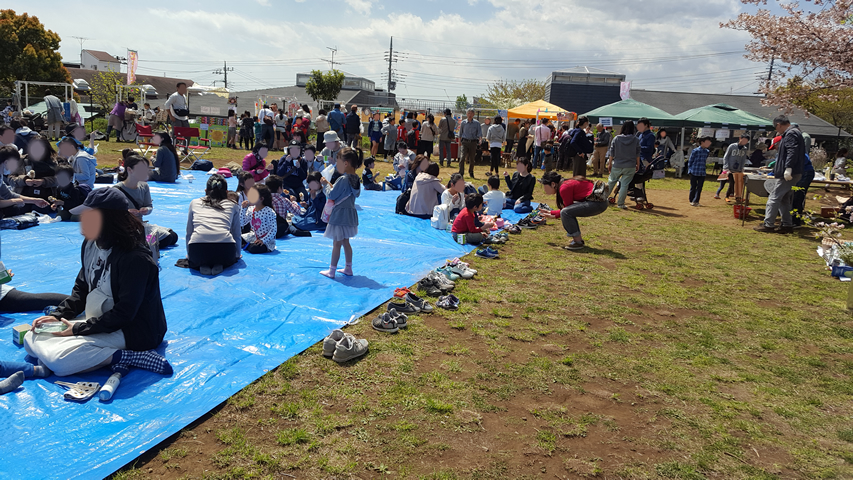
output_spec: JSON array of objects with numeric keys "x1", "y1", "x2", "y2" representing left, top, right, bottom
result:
[
  {"x1": 256, "y1": 0, "x2": 270, "y2": 5},
  {"x1": 32, "y1": 0, "x2": 759, "y2": 99}
]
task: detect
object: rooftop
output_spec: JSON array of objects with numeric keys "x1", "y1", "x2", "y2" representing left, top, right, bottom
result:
[
  {"x1": 554, "y1": 66, "x2": 624, "y2": 76},
  {"x1": 83, "y1": 49, "x2": 120, "y2": 63},
  {"x1": 631, "y1": 89, "x2": 851, "y2": 138}
]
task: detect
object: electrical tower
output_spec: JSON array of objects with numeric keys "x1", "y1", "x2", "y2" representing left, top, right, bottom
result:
[{"x1": 212, "y1": 61, "x2": 234, "y2": 90}]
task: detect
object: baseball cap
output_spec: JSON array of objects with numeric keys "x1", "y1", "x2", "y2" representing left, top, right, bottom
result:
[
  {"x1": 768, "y1": 135, "x2": 783, "y2": 151},
  {"x1": 70, "y1": 187, "x2": 129, "y2": 215}
]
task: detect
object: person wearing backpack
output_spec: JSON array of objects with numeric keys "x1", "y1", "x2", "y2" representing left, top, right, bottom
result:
[
  {"x1": 568, "y1": 116, "x2": 594, "y2": 177},
  {"x1": 539, "y1": 171, "x2": 608, "y2": 251}
]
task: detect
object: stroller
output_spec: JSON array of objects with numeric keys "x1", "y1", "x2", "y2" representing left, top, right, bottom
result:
[{"x1": 609, "y1": 155, "x2": 667, "y2": 210}]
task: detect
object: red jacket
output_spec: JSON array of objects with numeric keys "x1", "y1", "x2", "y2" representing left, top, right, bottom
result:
[
  {"x1": 451, "y1": 207, "x2": 482, "y2": 234},
  {"x1": 551, "y1": 179, "x2": 594, "y2": 216}
]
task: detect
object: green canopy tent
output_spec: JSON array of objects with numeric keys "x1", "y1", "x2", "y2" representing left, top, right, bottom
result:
[
  {"x1": 673, "y1": 103, "x2": 772, "y2": 129},
  {"x1": 582, "y1": 98, "x2": 682, "y2": 127}
]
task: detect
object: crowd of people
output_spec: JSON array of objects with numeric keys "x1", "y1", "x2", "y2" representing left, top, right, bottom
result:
[{"x1": 0, "y1": 87, "x2": 845, "y2": 395}]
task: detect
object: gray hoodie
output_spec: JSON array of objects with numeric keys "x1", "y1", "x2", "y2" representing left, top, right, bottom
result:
[{"x1": 608, "y1": 134, "x2": 641, "y2": 169}]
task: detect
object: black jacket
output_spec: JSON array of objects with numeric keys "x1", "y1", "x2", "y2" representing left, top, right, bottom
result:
[
  {"x1": 55, "y1": 241, "x2": 167, "y2": 351},
  {"x1": 773, "y1": 126, "x2": 806, "y2": 177},
  {"x1": 345, "y1": 112, "x2": 361, "y2": 134},
  {"x1": 504, "y1": 172, "x2": 535, "y2": 203}
]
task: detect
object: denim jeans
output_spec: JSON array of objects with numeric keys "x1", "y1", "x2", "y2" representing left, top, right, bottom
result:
[
  {"x1": 505, "y1": 197, "x2": 533, "y2": 213},
  {"x1": 792, "y1": 170, "x2": 815, "y2": 225},
  {"x1": 560, "y1": 200, "x2": 608, "y2": 237},
  {"x1": 764, "y1": 174, "x2": 802, "y2": 228},
  {"x1": 689, "y1": 174, "x2": 705, "y2": 204},
  {"x1": 533, "y1": 145, "x2": 545, "y2": 169},
  {"x1": 607, "y1": 167, "x2": 636, "y2": 206}
]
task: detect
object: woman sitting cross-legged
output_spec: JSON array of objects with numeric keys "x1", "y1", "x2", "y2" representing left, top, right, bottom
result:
[
  {"x1": 185, "y1": 174, "x2": 242, "y2": 275},
  {"x1": 148, "y1": 131, "x2": 180, "y2": 183},
  {"x1": 6, "y1": 188, "x2": 172, "y2": 394},
  {"x1": 539, "y1": 171, "x2": 608, "y2": 251}
]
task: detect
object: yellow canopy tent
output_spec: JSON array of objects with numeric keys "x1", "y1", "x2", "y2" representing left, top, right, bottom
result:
[{"x1": 507, "y1": 100, "x2": 574, "y2": 120}]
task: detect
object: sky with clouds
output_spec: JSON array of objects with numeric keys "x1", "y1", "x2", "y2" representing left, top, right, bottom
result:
[{"x1": 21, "y1": 0, "x2": 777, "y2": 100}]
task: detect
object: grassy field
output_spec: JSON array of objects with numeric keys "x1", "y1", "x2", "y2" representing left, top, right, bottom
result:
[{"x1": 107, "y1": 146, "x2": 853, "y2": 479}]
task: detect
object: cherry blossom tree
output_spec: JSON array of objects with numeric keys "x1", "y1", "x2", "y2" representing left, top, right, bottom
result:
[{"x1": 722, "y1": 0, "x2": 853, "y2": 110}]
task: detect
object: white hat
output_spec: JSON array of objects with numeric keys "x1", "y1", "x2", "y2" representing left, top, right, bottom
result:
[{"x1": 323, "y1": 131, "x2": 341, "y2": 143}]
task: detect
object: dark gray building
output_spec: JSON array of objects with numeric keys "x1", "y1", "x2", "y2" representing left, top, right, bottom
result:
[{"x1": 544, "y1": 67, "x2": 626, "y2": 116}]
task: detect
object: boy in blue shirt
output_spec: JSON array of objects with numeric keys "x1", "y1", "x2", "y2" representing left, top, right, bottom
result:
[
  {"x1": 688, "y1": 136, "x2": 713, "y2": 207},
  {"x1": 362, "y1": 156, "x2": 382, "y2": 191}
]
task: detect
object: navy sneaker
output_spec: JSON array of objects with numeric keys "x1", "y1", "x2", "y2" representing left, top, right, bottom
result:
[{"x1": 476, "y1": 248, "x2": 498, "y2": 259}]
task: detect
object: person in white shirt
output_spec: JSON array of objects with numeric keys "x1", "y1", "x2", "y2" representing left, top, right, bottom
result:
[
  {"x1": 532, "y1": 118, "x2": 551, "y2": 169},
  {"x1": 142, "y1": 103, "x2": 156, "y2": 125},
  {"x1": 486, "y1": 116, "x2": 507, "y2": 176},
  {"x1": 481, "y1": 175, "x2": 506, "y2": 215},
  {"x1": 164, "y1": 82, "x2": 189, "y2": 130},
  {"x1": 834, "y1": 148, "x2": 849, "y2": 177},
  {"x1": 257, "y1": 104, "x2": 275, "y2": 148}
]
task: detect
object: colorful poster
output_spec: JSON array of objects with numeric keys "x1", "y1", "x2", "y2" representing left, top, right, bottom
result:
[{"x1": 127, "y1": 50, "x2": 138, "y2": 85}]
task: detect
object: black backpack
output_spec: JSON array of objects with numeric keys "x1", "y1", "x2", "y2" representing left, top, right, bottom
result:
[
  {"x1": 395, "y1": 188, "x2": 412, "y2": 215},
  {"x1": 559, "y1": 129, "x2": 578, "y2": 158}
]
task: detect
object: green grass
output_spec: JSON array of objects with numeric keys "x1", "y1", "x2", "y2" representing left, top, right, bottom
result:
[{"x1": 112, "y1": 165, "x2": 853, "y2": 479}]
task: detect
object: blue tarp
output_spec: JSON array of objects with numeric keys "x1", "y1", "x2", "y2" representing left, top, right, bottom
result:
[{"x1": 0, "y1": 172, "x2": 532, "y2": 479}]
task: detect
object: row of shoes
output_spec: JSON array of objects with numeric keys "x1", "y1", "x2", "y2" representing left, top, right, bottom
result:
[
  {"x1": 323, "y1": 329, "x2": 369, "y2": 363},
  {"x1": 418, "y1": 270, "x2": 457, "y2": 296}
]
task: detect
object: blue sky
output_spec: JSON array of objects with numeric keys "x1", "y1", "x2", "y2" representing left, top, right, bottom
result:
[{"x1": 21, "y1": 0, "x2": 785, "y2": 99}]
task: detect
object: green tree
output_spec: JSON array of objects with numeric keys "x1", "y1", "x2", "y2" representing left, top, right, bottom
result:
[
  {"x1": 483, "y1": 79, "x2": 546, "y2": 110},
  {"x1": 304, "y1": 69, "x2": 344, "y2": 102},
  {"x1": 455, "y1": 94, "x2": 469, "y2": 111},
  {"x1": 87, "y1": 69, "x2": 126, "y2": 113},
  {"x1": 0, "y1": 10, "x2": 71, "y2": 96}
]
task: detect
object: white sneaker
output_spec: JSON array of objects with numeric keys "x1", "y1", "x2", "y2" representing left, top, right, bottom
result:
[
  {"x1": 322, "y1": 329, "x2": 352, "y2": 357},
  {"x1": 332, "y1": 335, "x2": 369, "y2": 363}
]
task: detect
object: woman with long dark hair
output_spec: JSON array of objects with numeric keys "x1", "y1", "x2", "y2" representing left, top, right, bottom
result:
[
  {"x1": 149, "y1": 131, "x2": 180, "y2": 183},
  {"x1": 22, "y1": 188, "x2": 171, "y2": 382},
  {"x1": 185, "y1": 174, "x2": 241, "y2": 275},
  {"x1": 115, "y1": 151, "x2": 179, "y2": 249}
]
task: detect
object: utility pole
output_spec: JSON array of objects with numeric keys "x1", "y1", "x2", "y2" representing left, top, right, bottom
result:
[
  {"x1": 327, "y1": 46, "x2": 338, "y2": 70},
  {"x1": 71, "y1": 36, "x2": 89, "y2": 65},
  {"x1": 388, "y1": 37, "x2": 393, "y2": 93},
  {"x1": 212, "y1": 61, "x2": 234, "y2": 90}
]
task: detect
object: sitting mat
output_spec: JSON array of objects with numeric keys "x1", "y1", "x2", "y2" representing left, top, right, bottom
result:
[{"x1": 0, "y1": 172, "x2": 534, "y2": 479}]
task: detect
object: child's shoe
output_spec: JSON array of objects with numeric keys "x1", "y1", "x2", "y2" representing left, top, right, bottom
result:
[
  {"x1": 387, "y1": 299, "x2": 419, "y2": 314},
  {"x1": 387, "y1": 308, "x2": 408, "y2": 328},
  {"x1": 332, "y1": 335, "x2": 369, "y2": 363},
  {"x1": 436, "y1": 266, "x2": 460, "y2": 282},
  {"x1": 393, "y1": 287, "x2": 411, "y2": 298},
  {"x1": 323, "y1": 329, "x2": 352, "y2": 358},
  {"x1": 405, "y1": 292, "x2": 434, "y2": 312},
  {"x1": 372, "y1": 313, "x2": 399, "y2": 333}
]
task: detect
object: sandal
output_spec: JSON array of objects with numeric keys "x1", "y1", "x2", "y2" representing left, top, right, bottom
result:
[
  {"x1": 393, "y1": 287, "x2": 411, "y2": 298},
  {"x1": 56, "y1": 381, "x2": 101, "y2": 402}
]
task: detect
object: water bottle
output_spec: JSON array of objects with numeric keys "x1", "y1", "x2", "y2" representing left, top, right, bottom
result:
[{"x1": 99, "y1": 372, "x2": 122, "y2": 401}]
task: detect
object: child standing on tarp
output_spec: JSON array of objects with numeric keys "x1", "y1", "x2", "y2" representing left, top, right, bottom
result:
[{"x1": 320, "y1": 148, "x2": 363, "y2": 279}]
